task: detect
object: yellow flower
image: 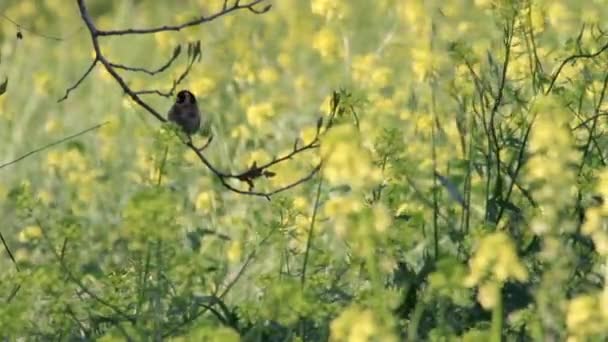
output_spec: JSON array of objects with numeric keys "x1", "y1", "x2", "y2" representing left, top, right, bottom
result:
[
  {"x1": 227, "y1": 241, "x2": 242, "y2": 263},
  {"x1": 321, "y1": 125, "x2": 381, "y2": 189},
  {"x1": 18, "y1": 225, "x2": 42, "y2": 242},
  {"x1": 464, "y1": 232, "x2": 528, "y2": 287},
  {"x1": 352, "y1": 54, "x2": 376, "y2": 82},
  {"x1": 33, "y1": 72, "x2": 50, "y2": 95},
  {"x1": 370, "y1": 67, "x2": 392, "y2": 89},
  {"x1": 567, "y1": 294, "x2": 605, "y2": 339},
  {"x1": 258, "y1": 67, "x2": 279, "y2": 85},
  {"x1": 300, "y1": 126, "x2": 319, "y2": 145},
  {"x1": 244, "y1": 149, "x2": 272, "y2": 167},
  {"x1": 195, "y1": 191, "x2": 216, "y2": 214},
  {"x1": 154, "y1": 31, "x2": 176, "y2": 50},
  {"x1": 189, "y1": 77, "x2": 217, "y2": 97},
  {"x1": 373, "y1": 205, "x2": 391, "y2": 233},
  {"x1": 230, "y1": 124, "x2": 251, "y2": 140},
  {"x1": 293, "y1": 196, "x2": 309, "y2": 212},
  {"x1": 44, "y1": 118, "x2": 61, "y2": 134},
  {"x1": 477, "y1": 282, "x2": 500, "y2": 309},
  {"x1": 311, "y1": 0, "x2": 348, "y2": 20},
  {"x1": 277, "y1": 52, "x2": 292, "y2": 69},
  {"x1": 330, "y1": 306, "x2": 375, "y2": 342},
  {"x1": 324, "y1": 195, "x2": 363, "y2": 217},
  {"x1": 312, "y1": 27, "x2": 342, "y2": 62},
  {"x1": 295, "y1": 74, "x2": 311, "y2": 93},
  {"x1": 246, "y1": 102, "x2": 275, "y2": 128}
]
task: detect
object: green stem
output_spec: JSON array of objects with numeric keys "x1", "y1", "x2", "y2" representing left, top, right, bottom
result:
[{"x1": 491, "y1": 283, "x2": 504, "y2": 342}]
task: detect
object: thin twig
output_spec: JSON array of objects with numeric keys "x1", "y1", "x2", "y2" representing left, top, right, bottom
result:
[
  {"x1": 0, "y1": 231, "x2": 19, "y2": 271},
  {"x1": 300, "y1": 175, "x2": 323, "y2": 288},
  {"x1": 96, "y1": 1, "x2": 270, "y2": 36},
  {"x1": 58, "y1": 58, "x2": 99, "y2": 102},
  {"x1": 0, "y1": 121, "x2": 109, "y2": 170},
  {"x1": 108, "y1": 45, "x2": 181, "y2": 75},
  {"x1": 546, "y1": 41, "x2": 608, "y2": 94},
  {"x1": 0, "y1": 12, "x2": 82, "y2": 41}
]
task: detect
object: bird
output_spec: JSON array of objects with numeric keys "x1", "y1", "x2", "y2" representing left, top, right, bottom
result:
[{"x1": 167, "y1": 90, "x2": 201, "y2": 136}]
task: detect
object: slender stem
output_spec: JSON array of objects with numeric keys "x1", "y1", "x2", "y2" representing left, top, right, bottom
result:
[
  {"x1": 300, "y1": 175, "x2": 323, "y2": 288},
  {"x1": 491, "y1": 284, "x2": 504, "y2": 342}
]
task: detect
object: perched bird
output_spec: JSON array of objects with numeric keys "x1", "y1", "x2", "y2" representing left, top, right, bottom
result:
[{"x1": 167, "y1": 90, "x2": 201, "y2": 136}]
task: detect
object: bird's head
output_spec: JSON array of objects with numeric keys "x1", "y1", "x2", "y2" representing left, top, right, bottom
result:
[{"x1": 176, "y1": 90, "x2": 196, "y2": 104}]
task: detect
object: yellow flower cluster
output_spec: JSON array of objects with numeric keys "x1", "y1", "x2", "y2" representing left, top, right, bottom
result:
[
  {"x1": 18, "y1": 224, "x2": 42, "y2": 243},
  {"x1": 46, "y1": 148, "x2": 101, "y2": 202},
  {"x1": 465, "y1": 232, "x2": 528, "y2": 308},
  {"x1": 566, "y1": 293, "x2": 608, "y2": 341},
  {"x1": 311, "y1": 0, "x2": 349, "y2": 21},
  {"x1": 351, "y1": 54, "x2": 392, "y2": 90},
  {"x1": 321, "y1": 125, "x2": 381, "y2": 189},
  {"x1": 246, "y1": 102, "x2": 275, "y2": 129},
  {"x1": 526, "y1": 96, "x2": 579, "y2": 228},
  {"x1": 330, "y1": 305, "x2": 395, "y2": 342},
  {"x1": 312, "y1": 27, "x2": 343, "y2": 62},
  {"x1": 195, "y1": 191, "x2": 216, "y2": 214},
  {"x1": 581, "y1": 169, "x2": 608, "y2": 256}
]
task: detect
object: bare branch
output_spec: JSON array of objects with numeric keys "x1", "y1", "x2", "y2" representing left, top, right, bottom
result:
[
  {"x1": 0, "y1": 230, "x2": 19, "y2": 272},
  {"x1": 108, "y1": 45, "x2": 182, "y2": 75},
  {"x1": 57, "y1": 58, "x2": 98, "y2": 102},
  {"x1": 133, "y1": 48, "x2": 198, "y2": 98},
  {"x1": 96, "y1": 0, "x2": 269, "y2": 36},
  {"x1": 546, "y1": 41, "x2": 608, "y2": 94}
]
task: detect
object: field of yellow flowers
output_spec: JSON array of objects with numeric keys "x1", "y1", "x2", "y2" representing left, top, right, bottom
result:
[{"x1": 2, "y1": 0, "x2": 608, "y2": 340}]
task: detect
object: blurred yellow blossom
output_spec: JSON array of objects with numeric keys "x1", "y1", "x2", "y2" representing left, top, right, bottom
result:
[
  {"x1": 244, "y1": 149, "x2": 272, "y2": 167},
  {"x1": 477, "y1": 282, "x2": 500, "y2": 309},
  {"x1": 295, "y1": 74, "x2": 312, "y2": 93},
  {"x1": 300, "y1": 126, "x2": 319, "y2": 145},
  {"x1": 566, "y1": 294, "x2": 605, "y2": 340},
  {"x1": 324, "y1": 195, "x2": 364, "y2": 217},
  {"x1": 18, "y1": 225, "x2": 42, "y2": 242},
  {"x1": 277, "y1": 52, "x2": 292, "y2": 69},
  {"x1": 33, "y1": 72, "x2": 50, "y2": 95},
  {"x1": 246, "y1": 102, "x2": 275, "y2": 128},
  {"x1": 154, "y1": 31, "x2": 176, "y2": 50},
  {"x1": 227, "y1": 241, "x2": 242, "y2": 263},
  {"x1": 230, "y1": 124, "x2": 251, "y2": 140},
  {"x1": 189, "y1": 77, "x2": 217, "y2": 97},
  {"x1": 465, "y1": 232, "x2": 528, "y2": 287},
  {"x1": 311, "y1": 0, "x2": 348, "y2": 20},
  {"x1": 292, "y1": 196, "x2": 309, "y2": 212},
  {"x1": 258, "y1": 67, "x2": 279, "y2": 85},
  {"x1": 370, "y1": 67, "x2": 392, "y2": 89},
  {"x1": 233, "y1": 61, "x2": 256, "y2": 84},
  {"x1": 44, "y1": 118, "x2": 61, "y2": 134},
  {"x1": 526, "y1": 96, "x2": 579, "y2": 223},
  {"x1": 321, "y1": 125, "x2": 381, "y2": 189},
  {"x1": 330, "y1": 305, "x2": 395, "y2": 342},
  {"x1": 373, "y1": 205, "x2": 391, "y2": 233},
  {"x1": 547, "y1": 2, "x2": 575, "y2": 34},
  {"x1": 36, "y1": 190, "x2": 53, "y2": 205},
  {"x1": 313, "y1": 27, "x2": 342, "y2": 62},
  {"x1": 195, "y1": 191, "x2": 216, "y2": 214}
]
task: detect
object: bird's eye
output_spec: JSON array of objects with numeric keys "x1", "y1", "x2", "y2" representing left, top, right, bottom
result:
[{"x1": 177, "y1": 92, "x2": 185, "y2": 103}]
